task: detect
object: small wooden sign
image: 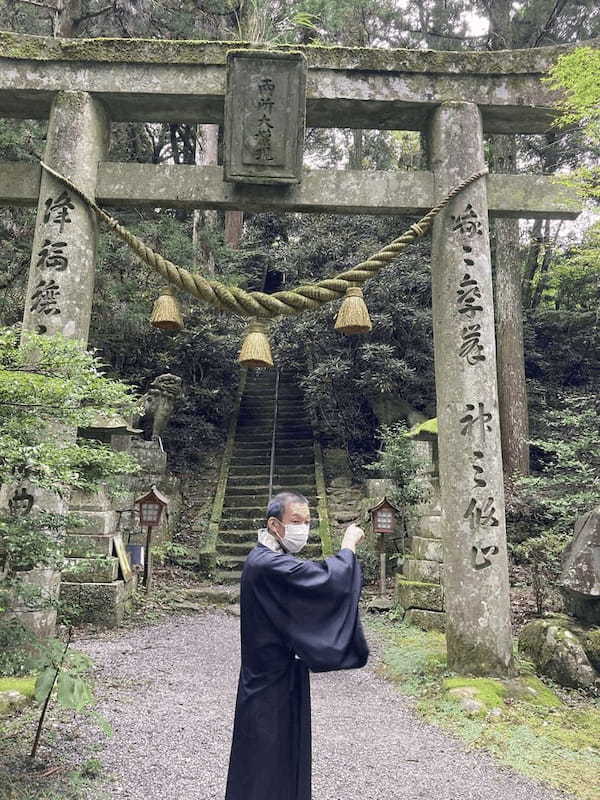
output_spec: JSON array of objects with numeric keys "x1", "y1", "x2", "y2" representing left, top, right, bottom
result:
[
  {"x1": 113, "y1": 533, "x2": 133, "y2": 583},
  {"x1": 224, "y1": 50, "x2": 307, "y2": 185}
]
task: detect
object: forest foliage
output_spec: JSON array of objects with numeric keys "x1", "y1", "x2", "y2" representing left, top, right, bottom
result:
[{"x1": 0, "y1": 1, "x2": 598, "y2": 601}]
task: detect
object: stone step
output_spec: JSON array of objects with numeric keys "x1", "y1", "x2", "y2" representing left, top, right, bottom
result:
[
  {"x1": 216, "y1": 553, "x2": 248, "y2": 570},
  {"x1": 403, "y1": 558, "x2": 441, "y2": 584},
  {"x1": 67, "y1": 510, "x2": 117, "y2": 536},
  {"x1": 404, "y1": 609, "x2": 446, "y2": 632},
  {"x1": 225, "y1": 484, "x2": 316, "y2": 496},
  {"x1": 63, "y1": 556, "x2": 119, "y2": 583},
  {"x1": 227, "y1": 470, "x2": 271, "y2": 480},
  {"x1": 215, "y1": 570, "x2": 243, "y2": 584},
  {"x1": 64, "y1": 534, "x2": 113, "y2": 558},
  {"x1": 221, "y1": 503, "x2": 317, "y2": 518},
  {"x1": 230, "y1": 453, "x2": 313, "y2": 465},
  {"x1": 227, "y1": 466, "x2": 315, "y2": 479},
  {"x1": 223, "y1": 514, "x2": 327, "y2": 529},
  {"x1": 415, "y1": 515, "x2": 442, "y2": 539},
  {"x1": 395, "y1": 577, "x2": 444, "y2": 613},
  {"x1": 411, "y1": 536, "x2": 443, "y2": 562},
  {"x1": 235, "y1": 439, "x2": 313, "y2": 450},
  {"x1": 220, "y1": 516, "x2": 267, "y2": 529},
  {"x1": 218, "y1": 541, "x2": 322, "y2": 557},
  {"x1": 219, "y1": 529, "x2": 256, "y2": 543}
]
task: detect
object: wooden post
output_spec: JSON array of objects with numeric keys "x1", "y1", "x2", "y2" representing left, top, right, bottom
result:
[
  {"x1": 379, "y1": 534, "x2": 386, "y2": 596},
  {"x1": 144, "y1": 526, "x2": 153, "y2": 594}
]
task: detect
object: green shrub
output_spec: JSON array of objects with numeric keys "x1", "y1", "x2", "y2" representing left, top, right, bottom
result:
[{"x1": 365, "y1": 421, "x2": 426, "y2": 507}]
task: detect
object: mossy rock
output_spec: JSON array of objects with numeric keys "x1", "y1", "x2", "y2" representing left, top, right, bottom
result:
[
  {"x1": 519, "y1": 616, "x2": 600, "y2": 689},
  {"x1": 582, "y1": 628, "x2": 600, "y2": 671},
  {"x1": 0, "y1": 677, "x2": 36, "y2": 716},
  {"x1": 0, "y1": 676, "x2": 36, "y2": 697}
]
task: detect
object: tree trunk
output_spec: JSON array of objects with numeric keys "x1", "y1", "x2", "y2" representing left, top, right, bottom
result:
[
  {"x1": 54, "y1": 0, "x2": 83, "y2": 37},
  {"x1": 193, "y1": 124, "x2": 218, "y2": 274},
  {"x1": 486, "y1": 0, "x2": 530, "y2": 477},
  {"x1": 224, "y1": 211, "x2": 244, "y2": 248}
]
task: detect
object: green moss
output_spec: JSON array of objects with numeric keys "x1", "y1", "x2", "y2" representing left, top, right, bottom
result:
[
  {"x1": 405, "y1": 417, "x2": 437, "y2": 438},
  {"x1": 0, "y1": 29, "x2": 592, "y2": 74},
  {"x1": 366, "y1": 615, "x2": 600, "y2": 800},
  {"x1": 521, "y1": 676, "x2": 562, "y2": 707},
  {"x1": 0, "y1": 676, "x2": 36, "y2": 698},
  {"x1": 444, "y1": 676, "x2": 506, "y2": 708}
]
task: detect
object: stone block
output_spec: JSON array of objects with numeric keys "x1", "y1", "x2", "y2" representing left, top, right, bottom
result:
[
  {"x1": 10, "y1": 568, "x2": 61, "y2": 612},
  {"x1": 69, "y1": 510, "x2": 116, "y2": 535},
  {"x1": 3, "y1": 606, "x2": 58, "y2": 640},
  {"x1": 560, "y1": 506, "x2": 600, "y2": 624},
  {"x1": 404, "y1": 608, "x2": 447, "y2": 632},
  {"x1": 130, "y1": 438, "x2": 167, "y2": 474},
  {"x1": 412, "y1": 536, "x2": 443, "y2": 562},
  {"x1": 69, "y1": 489, "x2": 111, "y2": 512},
  {"x1": 224, "y1": 50, "x2": 306, "y2": 185},
  {"x1": 59, "y1": 580, "x2": 131, "y2": 627},
  {"x1": 63, "y1": 557, "x2": 119, "y2": 583},
  {"x1": 395, "y1": 577, "x2": 444, "y2": 612},
  {"x1": 416, "y1": 515, "x2": 442, "y2": 539},
  {"x1": 64, "y1": 534, "x2": 113, "y2": 558},
  {"x1": 404, "y1": 558, "x2": 441, "y2": 584}
]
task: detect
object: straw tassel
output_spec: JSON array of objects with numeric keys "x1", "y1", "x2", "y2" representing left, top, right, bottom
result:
[
  {"x1": 150, "y1": 286, "x2": 184, "y2": 331},
  {"x1": 334, "y1": 286, "x2": 372, "y2": 335},
  {"x1": 238, "y1": 320, "x2": 274, "y2": 368}
]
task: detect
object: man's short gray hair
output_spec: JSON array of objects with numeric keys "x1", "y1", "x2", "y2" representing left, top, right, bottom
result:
[{"x1": 266, "y1": 491, "x2": 309, "y2": 523}]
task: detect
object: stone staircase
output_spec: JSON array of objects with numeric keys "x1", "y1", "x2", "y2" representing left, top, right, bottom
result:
[{"x1": 215, "y1": 370, "x2": 322, "y2": 583}]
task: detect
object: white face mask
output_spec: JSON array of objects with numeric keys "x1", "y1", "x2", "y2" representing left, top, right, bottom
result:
[{"x1": 280, "y1": 522, "x2": 310, "y2": 554}]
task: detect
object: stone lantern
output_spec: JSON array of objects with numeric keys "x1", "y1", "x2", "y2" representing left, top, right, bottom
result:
[
  {"x1": 134, "y1": 486, "x2": 169, "y2": 595},
  {"x1": 368, "y1": 496, "x2": 400, "y2": 596}
]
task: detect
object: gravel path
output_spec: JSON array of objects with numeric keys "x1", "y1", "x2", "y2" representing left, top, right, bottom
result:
[{"x1": 52, "y1": 609, "x2": 567, "y2": 800}]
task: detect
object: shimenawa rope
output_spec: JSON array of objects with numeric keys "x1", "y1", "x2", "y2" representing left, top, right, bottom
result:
[{"x1": 38, "y1": 159, "x2": 488, "y2": 319}]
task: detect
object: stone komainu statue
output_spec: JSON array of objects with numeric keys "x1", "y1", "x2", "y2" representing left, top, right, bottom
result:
[{"x1": 135, "y1": 374, "x2": 183, "y2": 442}]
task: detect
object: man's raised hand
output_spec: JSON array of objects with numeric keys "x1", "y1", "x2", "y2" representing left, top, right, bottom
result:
[{"x1": 341, "y1": 523, "x2": 365, "y2": 553}]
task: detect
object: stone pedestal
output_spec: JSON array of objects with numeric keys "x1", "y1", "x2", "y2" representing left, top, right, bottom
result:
[
  {"x1": 396, "y1": 480, "x2": 446, "y2": 631},
  {"x1": 62, "y1": 489, "x2": 134, "y2": 628},
  {"x1": 429, "y1": 102, "x2": 514, "y2": 676}
]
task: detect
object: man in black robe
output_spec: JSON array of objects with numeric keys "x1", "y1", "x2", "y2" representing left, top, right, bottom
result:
[{"x1": 225, "y1": 490, "x2": 369, "y2": 800}]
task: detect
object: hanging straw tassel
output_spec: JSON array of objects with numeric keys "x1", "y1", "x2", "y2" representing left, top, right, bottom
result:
[
  {"x1": 334, "y1": 286, "x2": 372, "y2": 335},
  {"x1": 238, "y1": 320, "x2": 274, "y2": 368},
  {"x1": 150, "y1": 286, "x2": 184, "y2": 332}
]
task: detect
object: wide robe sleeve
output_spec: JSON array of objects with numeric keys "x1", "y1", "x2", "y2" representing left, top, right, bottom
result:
[{"x1": 253, "y1": 547, "x2": 369, "y2": 673}]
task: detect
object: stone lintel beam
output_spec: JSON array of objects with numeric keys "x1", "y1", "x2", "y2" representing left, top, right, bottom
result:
[
  {"x1": 0, "y1": 32, "x2": 598, "y2": 133},
  {"x1": 0, "y1": 162, "x2": 580, "y2": 220}
]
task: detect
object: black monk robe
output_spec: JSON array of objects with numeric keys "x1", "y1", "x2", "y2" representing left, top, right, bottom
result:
[{"x1": 224, "y1": 543, "x2": 369, "y2": 800}]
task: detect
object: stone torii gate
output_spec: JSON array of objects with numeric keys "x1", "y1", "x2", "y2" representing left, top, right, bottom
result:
[{"x1": 0, "y1": 31, "x2": 592, "y2": 676}]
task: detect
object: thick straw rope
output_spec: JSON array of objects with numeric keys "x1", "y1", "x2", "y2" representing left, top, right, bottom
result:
[{"x1": 38, "y1": 160, "x2": 488, "y2": 319}]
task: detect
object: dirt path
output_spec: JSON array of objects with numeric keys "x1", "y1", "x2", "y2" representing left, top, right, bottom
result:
[{"x1": 51, "y1": 609, "x2": 567, "y2": 800}]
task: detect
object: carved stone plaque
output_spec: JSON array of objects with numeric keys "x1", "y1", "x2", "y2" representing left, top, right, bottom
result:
[{"x1": 224, "y1": 50, "x2": 307, "y2": 185}]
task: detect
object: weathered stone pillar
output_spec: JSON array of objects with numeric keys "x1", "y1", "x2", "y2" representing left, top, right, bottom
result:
[
  {"x1": 23, "y1": 90, "x2": 109, "y2": 339},
  {"x1": 7, "y1": 92, "x2": 110, "y2": 639},
  {"x1": 429, "y1": 102, "x2": 515, "y2": 676}
]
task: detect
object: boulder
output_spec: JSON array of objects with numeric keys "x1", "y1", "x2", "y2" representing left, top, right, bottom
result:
[
  {"x1": 518, "y1": 617, "x2": 600, "y2": 690},
  {"x1": 0, "y1": 690, "x2": 30, "y2": 717},
  {"x1": 560, "y1": 507, "x2": 600, "y2": 624}
]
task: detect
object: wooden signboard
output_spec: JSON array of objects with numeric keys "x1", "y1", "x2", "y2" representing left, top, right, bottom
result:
[
  {"x1": 224, "y1": 50, "x2": 307, "y2": 185},
  {"x1": 113, "y1": 533, "x2": 133, "y2": 582}
]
